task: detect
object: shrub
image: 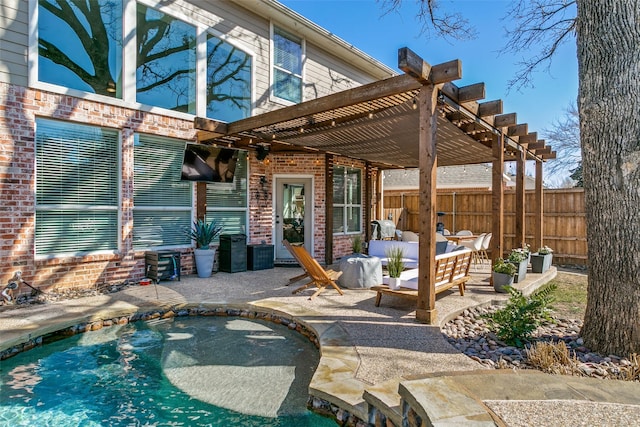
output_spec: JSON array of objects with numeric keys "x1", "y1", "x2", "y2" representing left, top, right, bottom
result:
[
  {"x1": 484, "y1": 284, "x2": 556, "y2": 347},
  {"x1": 508, "y1": 249, "x2": 528, "y2": 263},
  {"x1": 537, "y1": 246, "x2": 553, "y2": 255},
  {"x1": 492, "y1": 257, "x2": 517, "y2": 276}
]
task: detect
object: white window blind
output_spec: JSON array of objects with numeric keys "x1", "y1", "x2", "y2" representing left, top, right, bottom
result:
[
  {"x1": 273, "y1": 27, "x2": 303, "y2": 103},
  {"x1": 35, "y1": 119, "x2": 119, "y2": 255},
  {"x1": 133, "y1": 135, "x2": 192, "y2": 249}
]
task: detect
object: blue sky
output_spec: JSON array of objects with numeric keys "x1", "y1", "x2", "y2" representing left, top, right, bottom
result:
[{"x1": 280, "y1": 0, "x2": 579, "y2": 183}]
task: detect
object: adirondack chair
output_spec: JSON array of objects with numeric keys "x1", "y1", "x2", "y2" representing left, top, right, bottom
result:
[{"x1": 283, "y1": 240, "x2": 344, "y2": 300}]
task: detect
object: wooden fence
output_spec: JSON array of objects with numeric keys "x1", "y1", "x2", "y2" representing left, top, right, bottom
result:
[{"x1": 383, "y1": 188, "x2": 587, "y2": 266}]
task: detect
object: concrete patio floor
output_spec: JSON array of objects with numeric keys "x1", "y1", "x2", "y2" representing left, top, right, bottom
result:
[{"x1": 1, "y1": 263, "x2": 639, "y2": 426}]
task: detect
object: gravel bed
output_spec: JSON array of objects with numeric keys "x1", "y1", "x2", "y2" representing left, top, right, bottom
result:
[{"x1": 442, "y1": 305, "x2": 637, "y2": 380}]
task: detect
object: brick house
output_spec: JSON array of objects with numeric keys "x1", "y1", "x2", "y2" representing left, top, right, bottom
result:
[{"x1": 0, "y1": 0, "x2": 395, "y2": 291}]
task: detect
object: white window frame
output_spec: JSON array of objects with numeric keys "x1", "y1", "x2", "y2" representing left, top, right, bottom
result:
[
  {"x1": 270, "y1": 23, "x2": 305, "y2": 105},
  {"x1": 333, "y1": 166, "x2": 363, "y2": 235},
  {"x1": 28, "y1": 0, "x2": 255, "y2": 122},
  {"x1": 34, "y1": 118, "x2": 122, "y2": 258}
]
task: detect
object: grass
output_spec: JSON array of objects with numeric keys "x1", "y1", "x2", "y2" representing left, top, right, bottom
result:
[{"x1": 546, "y1": 270, "x2": 588, "y2": 321}]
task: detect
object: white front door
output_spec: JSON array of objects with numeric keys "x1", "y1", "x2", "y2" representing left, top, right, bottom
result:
[{"x1": 274, "y1": 177, "x2": 313, "y2": 259}]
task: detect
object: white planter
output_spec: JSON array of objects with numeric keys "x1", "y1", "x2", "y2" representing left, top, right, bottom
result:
[
  {"x1": 388, "y1": 277, "x2": 402, "y2": 290},
  {"x1": 194, "y1": 248, "x2": 216, "y2": 278}
]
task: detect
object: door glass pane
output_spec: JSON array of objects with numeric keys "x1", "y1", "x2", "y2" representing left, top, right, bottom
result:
[{"x1": 282, "y1": 184, "x2": 304, "y2": 244}]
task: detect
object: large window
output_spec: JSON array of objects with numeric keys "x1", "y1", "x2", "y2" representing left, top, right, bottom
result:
[
  {"x1": 133, "y1": 135, "x2": 192, "y2": 249},
  {"x1": 38, "y1": 0, "x2": 123, "y2": 97},
  {"x1": 35, "y1": 119, "x2": 119, "y2": 255},
  {"x1": 34, "y1": 2, "x2": 254, "y2": 117},
  {"x1": 206, "y1": 150, "x2": 248, "y2": 240},
  {"x1": 206, "y1": 34, "x2": 252, "y2": 122},
  {"x1": 272, "y1": 26, "x2": 303, "y2": 104},
  {"x1": 136, "y1": 4, "x2": 196, "y2": 113},
  {"x1": 333, "y1": 166, "x2": 362, "y2": 234}
]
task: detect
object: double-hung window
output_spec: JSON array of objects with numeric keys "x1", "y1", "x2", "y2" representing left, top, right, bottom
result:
[
  {"x1": 333, "y1": 166, "x2": 362, "y2": 234},
  {"x1": 133, "y1": 135, "x2": 192, "y2": 249},
  {"x1": 272, "y1": 26, "x2": 303, "y2": 104},
  {"x1": 206, "y1": 151, "x2": 248, "y2": 240},
  {"x1": 35, "y1": 119, "x2": 120, "y2": 256}
]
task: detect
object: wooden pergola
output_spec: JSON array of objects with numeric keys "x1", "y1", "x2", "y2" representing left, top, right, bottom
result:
[{"x1": 194, "y1": 48, "x2": 555, "y2": 324}]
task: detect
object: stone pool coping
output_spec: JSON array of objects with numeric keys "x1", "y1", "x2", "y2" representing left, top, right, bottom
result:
[{"x1": 4, "y1": 266, "x2": 637, "y2": 426}]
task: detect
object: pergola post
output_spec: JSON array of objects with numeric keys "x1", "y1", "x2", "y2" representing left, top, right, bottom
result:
[
  {"x1": 534, "y1": 159, "x2": 544, "y2": 251},
  {"x1": 196, "y1": 182, "x2": 207, "y2": 221},
  {"x1": 416, "y1": 83, "x2": 439, "y2": 323},
  {"x1": 491, "y1": 134, "x2": 505, "y2": 264},
  {"x1": 515, "y1": 149, "x2": 526, "y2": 248}
]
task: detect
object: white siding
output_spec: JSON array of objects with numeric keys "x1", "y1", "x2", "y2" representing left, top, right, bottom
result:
[{"x1": 0, "y1": 0, "x2": 29, "y2": 86}]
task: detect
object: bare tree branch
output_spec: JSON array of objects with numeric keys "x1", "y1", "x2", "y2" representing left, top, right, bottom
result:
[
  {"x1": 542, "y1": 102, "x2": 581, "y2": 185},
  {"x1": 501, "y1": 1, "x2": 577, "y2": 91},
  {"x1": 378, "y1": 0, "x2": 476, "y2": 41}
]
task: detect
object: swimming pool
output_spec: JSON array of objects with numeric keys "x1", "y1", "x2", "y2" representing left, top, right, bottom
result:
[{"x1": 0, "y1": 316, "x2": 337, "y2": 426}]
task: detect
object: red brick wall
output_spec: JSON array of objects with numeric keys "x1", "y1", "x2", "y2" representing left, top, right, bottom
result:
[
  {"x1": 1, "y1": 82, "x2": 368, "y2": 291},
  {"x1": 1, "y1": 83, "x2": 196, "y2": 292}
]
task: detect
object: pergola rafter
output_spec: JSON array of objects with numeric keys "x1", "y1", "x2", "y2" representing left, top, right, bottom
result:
[{"x1": 193, "y1": 47, "x2": 554, "y2": 324}]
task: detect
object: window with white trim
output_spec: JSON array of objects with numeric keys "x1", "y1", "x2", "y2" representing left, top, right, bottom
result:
[
  {"x1": 35, "y1": 119, "x2": 120, "y2": 255},
  {"x1": 136, "y1": 3, "x2": 197, "y2": 113},
  {"x1": 133, "y1": 134, "x2": 192, "y2": 249},
  {"x1": 333, "y1": 166, "x2": 362, "y2": 234},
  {"x1": 206, "y1": 33, "x2": 252, "y2": 122},
  {"x1": 206, "y1": 150, "x2": 248, "y2": 240},
  {"x1": 37, "y1": 0, "x2": 123, "y2": 97},
  {"x1": 272, "y1": 26, "x2": 303, "y2": 104}
]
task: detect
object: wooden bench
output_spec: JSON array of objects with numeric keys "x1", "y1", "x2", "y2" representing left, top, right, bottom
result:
[{"x1": 371, "y1": 249, "x2": 472, "y2": 307}]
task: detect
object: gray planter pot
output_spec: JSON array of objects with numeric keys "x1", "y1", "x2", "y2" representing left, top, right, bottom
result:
[
  {"x1": 511, "y1": 260, "x2": 528, "y2": 283},
  {"x1": 194, "y1": 248, "x2": 216, "y2": 278},
  {"x1": 492, "y1": 271, "x2": 514, "y2": 293},
  {"x1": 531, "y1": 253, "x2": 553, "y2": 273}
]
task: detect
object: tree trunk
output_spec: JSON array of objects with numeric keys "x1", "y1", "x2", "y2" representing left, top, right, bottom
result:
[{"x1": 577, "y1": 0, "x2": 640, "y2": 355}]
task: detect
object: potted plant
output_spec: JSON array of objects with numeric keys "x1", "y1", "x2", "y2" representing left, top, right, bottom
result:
[
  {"x1": 508, "y1": 248, "x2": 528, "y2": 283},
  {"x1": 385, "y1": 246, "x2": 405, "y2": 290},
  {"x1": 531, "y1": 245, "x2": 553, "y2": 273},
  {"x1": 492, "y1": 257, "x2": 517, "y2": 292},
  {"x1": 351, "y1": 235, "x2": 363, "y2": 254},
  {"x1": 184, "y1": 218, "x2": 223, "y2": 278}
]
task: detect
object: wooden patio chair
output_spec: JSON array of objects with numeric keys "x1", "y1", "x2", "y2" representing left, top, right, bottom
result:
[
  {"x1": 285, "y1": 242, "x2": 344, "y2": 300},
  {"x1": 282, "y1": 239, "x2": 310, "y2": 284}
]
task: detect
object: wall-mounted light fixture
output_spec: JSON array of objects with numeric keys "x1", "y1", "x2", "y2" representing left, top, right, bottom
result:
[{"x1": 256, "y1": 144, "x2": 270, "y2": 161}]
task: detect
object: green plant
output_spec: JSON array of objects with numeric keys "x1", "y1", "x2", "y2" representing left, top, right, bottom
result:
[
  {"x1": 351, "y1": 235, "x2": 363, "y2": 254},
  {"x1": 483, "y1": 284, "x2": 557, "y2": 347},
  {"x1": 385, "y1": 246, "x2": 405, "y2": 278},
  {"x1": 537, "y1": 246, "x2": 553, "y2": 255},
  {"x1": 184, "y1": 219, "x2": 223, "y2": 249},
  {"x1": 508, "y1": 248, "x2": 528, "y2": 263},
  {"x1": 492, "y1": 258, "x2": 517, "y2": 276}
]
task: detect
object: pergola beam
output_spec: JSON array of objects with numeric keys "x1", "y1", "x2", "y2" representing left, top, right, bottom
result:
[
  {"x1": 477, "y1": 100, "x2": 503, "y2": 117},
  {"x1": 398, "y1": 47, "x2": 462, "y2": 84},
  {"x1": 494, "y1": 113, "x2": 517, "y2": 128},
  {"x1": 199, "y1": 73, "x2": 423, "y2": 136}
]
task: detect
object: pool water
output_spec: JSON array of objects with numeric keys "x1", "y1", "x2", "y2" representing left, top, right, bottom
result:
[{"x1": 0, "y1": 316, "x2": 337, "y2": 426}]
